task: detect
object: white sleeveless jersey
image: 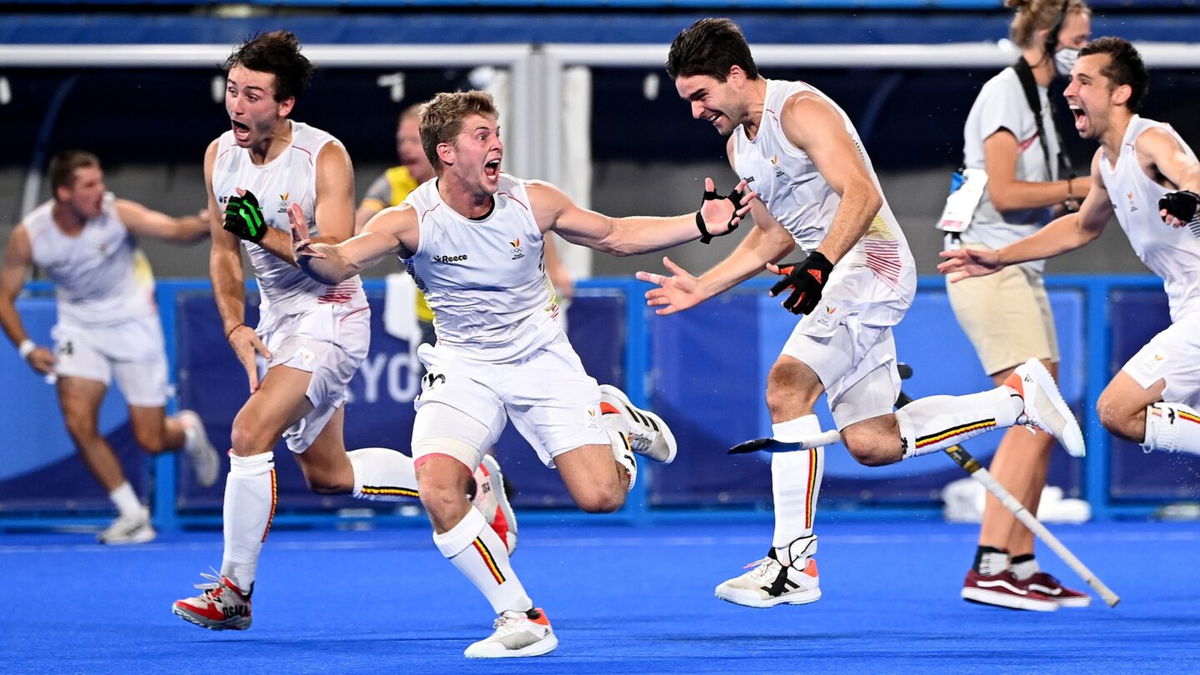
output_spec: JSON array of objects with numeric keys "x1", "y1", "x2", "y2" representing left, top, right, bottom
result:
[
  {"x1": 402, "y1": 174, "x2": 559, "y2": 362},
  {"x1": 1100, "y1": 115, "x2": 1200, "y2": 322},
  {"x1": 732, "y1": 79, "x2": 914, "y2": 290},
  {"x1": 212, "y1": 120, "x2": 364, "y2": 319},
  {"x1": 24, "y1": 192, "x2": 155, "y2": 326}
]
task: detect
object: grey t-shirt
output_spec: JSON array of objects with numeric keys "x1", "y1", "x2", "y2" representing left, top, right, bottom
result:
[{"x1": 960, "y1": 67, "x2": 1060, "y2": 273}]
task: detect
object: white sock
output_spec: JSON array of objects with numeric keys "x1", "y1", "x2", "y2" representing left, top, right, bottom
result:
[
  {"x1": 1009, "y1": 554, "x2": 1039, "y2": 581},
  {"x1": 770, "y1": 415, "x2": 824, "y2": 550},
  {"x1": 220, "y1": 452, "x2": 276, "y2": 592},
  {"x1": 1143, "y1": 403, "x2": 1200, "y2": 455},
  {"x1": 109, "y1": 482, "x2": 141, "y2": 518},
  {"x1": 433, "y1": 506, "x2": 531, "y2": 614},
  {"x1": 601, "y1": 410, "x2": 636, "y2": 492},
  {"x1": 896, "y1": 386, "x2": 1023, "y2": 459},
  {"x1": 348, "y1": 447, "x2": 419, "y2": 501}
]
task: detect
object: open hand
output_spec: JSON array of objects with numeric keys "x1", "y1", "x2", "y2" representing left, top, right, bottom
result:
[{"x1": 636, "y1": 256, "x2": 706, "y2": 315}]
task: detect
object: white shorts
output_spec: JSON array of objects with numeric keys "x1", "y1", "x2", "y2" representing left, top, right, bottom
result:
[
  {"x1": 780, "y1": 265, "x2": 913, "y2": 429},
  {"x1": 52, "y1": 315, "x2": 169, "y2": 408},
  {"x1": 1121, "y1": 313, "x2": 1200, "y2": 409},
  {"x1": 411, "y1": 333, "x2": 608, "y2": 469},
  {"x1": 257, "y1": 302, "x2": 371, "y2": 453}
]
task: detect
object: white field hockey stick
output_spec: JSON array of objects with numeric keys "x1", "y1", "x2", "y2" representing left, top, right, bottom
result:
[{"x1": 730, "y1": 432, "x2": 1120, "y2": 607}]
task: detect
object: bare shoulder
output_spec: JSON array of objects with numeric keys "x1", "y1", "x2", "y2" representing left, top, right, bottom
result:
[
  {"x1": 1134, "y1": 125, "x2": 1186, "y2": 160},
  {"x1": 779, "y1": 91, "x2": 844, "y2": 146}
]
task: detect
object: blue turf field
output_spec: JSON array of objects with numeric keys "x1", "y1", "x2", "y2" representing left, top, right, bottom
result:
[{"x1": 3, "y1": 520, "x2": 1198, "y2": 673}]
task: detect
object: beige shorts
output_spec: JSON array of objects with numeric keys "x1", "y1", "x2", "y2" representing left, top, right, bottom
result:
[{"x1": 946, "y1": 248, "x2": 1059, "y2": 376}]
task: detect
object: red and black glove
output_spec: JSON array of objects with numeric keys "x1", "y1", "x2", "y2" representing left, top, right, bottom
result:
[{"x1": 769, "y1": 251, "x2": 834, "y2": 315}]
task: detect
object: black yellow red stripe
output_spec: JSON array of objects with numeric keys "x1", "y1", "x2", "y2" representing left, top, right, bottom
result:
[
  {"x1": 360, "y1": 486, "x2": 419, "y2": 498},
  {"x1": 472, "y1": 537, "x2": 506, "y2": 584},
  {"x1": 261, "y1": 468, "x2": 278, "y2": 543},
  {"x1": 916, "y1": 419, "x2": 996, "y2": 448},
  {"x1": 1179, "y1": 410, "x2": 1200, "y2": 425},
  {"x1": 805, "y1": 449, "x2": 820, "y2": 529}
]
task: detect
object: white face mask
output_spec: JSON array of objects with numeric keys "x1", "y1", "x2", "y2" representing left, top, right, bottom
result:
[{"x1": 1054, "y1": 47, "x2": 1080, "y2": 76}]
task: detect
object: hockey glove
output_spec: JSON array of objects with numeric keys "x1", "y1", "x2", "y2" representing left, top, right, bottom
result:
[
  {"x1": 224, "y1": 190, "x2": 268, "y2": 244},
  {"x1": 769, "y1": 251, "x2": 834, "y2": 315},
  {"x1": 696, "y1": 186, "x2": 746, "y2": 244}
]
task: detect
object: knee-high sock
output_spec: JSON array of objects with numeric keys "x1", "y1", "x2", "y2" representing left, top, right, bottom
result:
[
  {"x1": 600, "y1": 409, "x2": 637, "y2": 492},
  {"x1": 1143, "y1": 402, "x2": 1200, "y2": 455},
  {"x1": 433, "y1": 506, "x2": 531, "y2": 614},
  {"x1": 220, "y1": 452, "x2": 276, "y2": 591},
  {"x1": 771, "y1": 415, "x2": 824, "y2": 553},
  {"x1": 349, "y1": 447, "x2": 420, "y2": 501},
  {"x1": 896, "y1": 386, "x2": 1023, "y2": 459}
]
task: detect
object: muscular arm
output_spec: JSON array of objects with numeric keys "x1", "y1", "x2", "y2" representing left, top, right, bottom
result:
[
  {"x1": 994, "y1": 150, "x2": 1112, "y2": 265},
  {"x1": 0, "y1": 225, "x2": 34, "y2": 347},
  {"x1": 695, "y1": 198, "x2": 795, "y2": 296},
  {"x1": 1139, "y1": 126, "x2": 1200, "y2": 193},
  {"x1": 297, "y1": 204, "x2": 417, "y2": 285},
  {"x1": 780, "y1": 93, "x2": 882, "y2": 264},
  {"x1": 206, "y1": 140, "x2": 248, "y2": 336},
  {"x1": 115, "y1": 199, "x2": 210, "y2": 243},
  {"x1": 530, "y1": 181, "x2": 700, "y2": 256},
  {"x1": 983, "y1": 130, "x2": 1086, "y2": 211}
]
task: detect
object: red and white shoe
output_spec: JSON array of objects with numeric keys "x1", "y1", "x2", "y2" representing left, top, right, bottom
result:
[
  {"x1": 1006, "y1": 359, "x2": 1086, "y2": 458},
  {"x1": 464, "y1": 607, "x2": 558, "y2": 658},
  {"x1": 473, "y1": 455, "x2": 517, "y2": 555},
  {"x1": 961, "y1": 569, "x2": 1058, "y2": 611},
  {"x1": 172, "y1": 572, "x2": 253, "y2": 630},
  {"x1": 1023, "y1": 572, "x2": 1091, "y2": 608}
]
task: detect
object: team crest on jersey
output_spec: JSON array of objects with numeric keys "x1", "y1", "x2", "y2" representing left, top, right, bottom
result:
[
  {"x1": 1126, "y1": 192, "x2": 1138, "y2": 212},
  {"x1": 510, "y1": 237, "x2": 525, "y2": 260},
  {"x1": 770, "y1": 155, "x2": 786, "y2": 178}
]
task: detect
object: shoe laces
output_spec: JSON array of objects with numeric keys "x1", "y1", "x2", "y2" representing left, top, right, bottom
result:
[
  {"x1": 192, "y1": 569, "x2": 241, "y2": 603},
  {"x1": 742, "y1": 556, "x2": 782, "y2": 583},
  {"x1": 491, "y1": 611, "x2": 532, "y2": 635}
]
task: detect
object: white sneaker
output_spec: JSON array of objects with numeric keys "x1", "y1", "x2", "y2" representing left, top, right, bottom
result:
[
  {"x1": 463, "y1": 608, "x2": 558, "y2": 658},
  {"x1": 599, "y1": 384, "x2": 677, "y2": 463},
  {"x1": 715, "y1": 551, "x2": 822, "y2": 608},
  {"x1": 180, "y1": 410, "x2": 221, "y2": 487},
  {"x1": 1007, "y1": 359, "x2": 1086, "y2": 458},
  {"x1": 98, "y1": 507, "x2": 156, "y2": 545},
  {"x1": 472, "y1": 455, "x2": 518, "y2": 555}
]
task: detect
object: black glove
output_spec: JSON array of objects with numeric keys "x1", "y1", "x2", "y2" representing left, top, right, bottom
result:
[
  {"x1": 224, "y1": 191, "x2": 268, "y2": 243},
  {"x1": 1159, "y1": 190, "x2": 1200, "y2": 225},
  {"x1": 769, "y1": 251, "x2": 834, "y2": 315},
  {"x1": 695, "y1": 186, "x2": 746, "y2": 244}
]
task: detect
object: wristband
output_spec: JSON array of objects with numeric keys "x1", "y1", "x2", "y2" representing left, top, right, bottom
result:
[
  {"x1": 1066, "y1": 177, "x2": 1074, "y2": 200},
  {"x1": 226, "y1": 323, "x2": 247, "y2": 340},
  {"x1": 18, "y1": 339, "x2": 35, "y2": 359}
]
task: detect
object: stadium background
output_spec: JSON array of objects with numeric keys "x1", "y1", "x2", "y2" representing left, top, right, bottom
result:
[{"x1": 1, "y1": 0, "x2": 1198, "y2": 527}]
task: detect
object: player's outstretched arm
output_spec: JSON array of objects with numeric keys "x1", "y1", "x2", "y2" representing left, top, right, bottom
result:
[
  {"x1": 1138, "y1": 127, "x2": 1200, "y2": 228},
  {"x1": 0, "y1": 225, "x2": 55, "y2": 374},
  {"x1": 780, "y1": 93, "x2": 882, "y2": 265},
  {"x1": 939, "y1": 150, "x2": 1113, "y2": 282},
  {"x1": 116, "y1": 200, "x2": 210, "y2": 243},
  {"x1": 528, "y1": 178, "x2": 754, "y2": 257},
  {"x1": 292, "y1": 202, "x2": 415, "y2": 285}
]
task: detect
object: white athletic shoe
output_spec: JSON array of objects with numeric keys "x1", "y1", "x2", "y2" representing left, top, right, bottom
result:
[
  {"x1": 463, "y1": 608, "x2": 558, "y2": 659},
  {"x1": 715, "y1": 550, "x2": 822, "y2": 608},
  {"x1": 598, "y1": 384, "x2": 677, "y2": 463},
  {"x1": 473, "y1": 455, "x2": 518, "y2": 555},
  {"x1": 1007, "y1": 359, "x2": 1086, "y2": 458},
  {"x1": 97, "y1": 507, "x2": 156, "y2": 545},
  {"x1": 180, "y1": 410, "x2": 221, "y2": 488}
]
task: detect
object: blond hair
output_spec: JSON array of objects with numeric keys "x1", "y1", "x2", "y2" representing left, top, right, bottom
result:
[
  {"x1": 1006, "y1": 0, "x2": 1091, "y2": 49},
  {"x1": 419, "y1": 91, "x2": 498, "y2": 171}
]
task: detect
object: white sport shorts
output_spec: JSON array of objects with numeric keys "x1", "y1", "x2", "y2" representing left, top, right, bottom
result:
[
  {"x1": 257, "y1": 302, "x2": 371, "y2": 453},
  {"x1": 52, "y1": 314, "x2": 169, "y2": 408},
  {"x1": 1121, "y1": 312, "x2": 1200, "y2": 409},
  {"x1": 411, "y1": 333, "x2": 608, "y2": 469},
  {"x1": 780, "y1": 264, "x2": 914, "y2": 429}
]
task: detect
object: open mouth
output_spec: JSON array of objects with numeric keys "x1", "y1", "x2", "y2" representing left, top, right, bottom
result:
[
  {"x1": 1068, "y1": 105, "x2": 1088, "y2": 132},
  {"x1": 231, "y1": 119, "x2": 251, "y2": 141},
  {"x1": 484, "y1": 158, "x2": 501, "y2": 179}
]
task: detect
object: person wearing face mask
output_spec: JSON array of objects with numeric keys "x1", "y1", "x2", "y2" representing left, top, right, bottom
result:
[{"x1": 936, "y1": 0, "x2": 1092, "y2": 611}]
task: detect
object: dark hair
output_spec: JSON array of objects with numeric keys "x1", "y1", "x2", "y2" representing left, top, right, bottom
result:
[
  {"x1": 224, "y1": 30, "x2": 315, "y2": 102},
  {"x1": 1080, "y1": 36, "x2": 1149, "y2": 112},
  {"x1": 666, "y1": 18, "x2": 759, "y2": 82},
  {"x1": 48, "y1": 150, "x2": 100, "y2": 192},
  {"x1": 419, "y1": 91, "x2": 499, "y2": 171}
]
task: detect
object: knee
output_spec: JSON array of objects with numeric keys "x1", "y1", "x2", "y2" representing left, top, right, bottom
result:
[
  {"x1": 846, "y1": 445, "x2": 894, "y2": 467},
  {"x1": 228, "y1": 419, "x2": 267, "y2": 457},
  {"x1": 133, "y1": 427, "x2": 166, "y2": 454},
  {"x1": 418, "y1": 472, "x2": 466, "y2": 516},
  {"x1": 305, "y1": 471, "x2": 351, "y2": 495},
  {"x1": 1096, "y1": 397, "x2": 1138, "y2": 441},
  {"x1": 576, "y1": 487, "x2": 624, "y2": 514},
  {"x1": 765, "y1": 362, "x2": 819, "y2": 420},
  {"x1": 842, "y1": 426, "x2": 901, "y2": 467},
  {"x1": 63, "y1": 416, "x2": 99, "y2": 445}
]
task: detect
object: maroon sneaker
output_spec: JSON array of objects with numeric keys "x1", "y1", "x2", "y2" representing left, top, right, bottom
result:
[
  {"x1": 961, "y1": 569, "x2": 1058, "y2": 611},
  {"x1": 1022, "y1": 572, "x2": 1091, "y2": 608}
]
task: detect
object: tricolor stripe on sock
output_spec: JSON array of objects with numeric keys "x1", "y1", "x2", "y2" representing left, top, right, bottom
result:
[
  {"x1": 805, "y1": 449, "x2": 820, "y2": 529},
  {"x1": 1179, "y1": 410, "x2": 1200, "y2": 425},
  {"x1": 261, "y1": 469, "x2": 278, "y2": 543},
  {"x1": 916, "y1": 419, "x2": 997, "y2": 448},
  {"x1": 472, "y1": 537, "x2": 506, "y2": 584},
  {"x1": 360, "y1": 485, "x2": 419, "y2": 498}
]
